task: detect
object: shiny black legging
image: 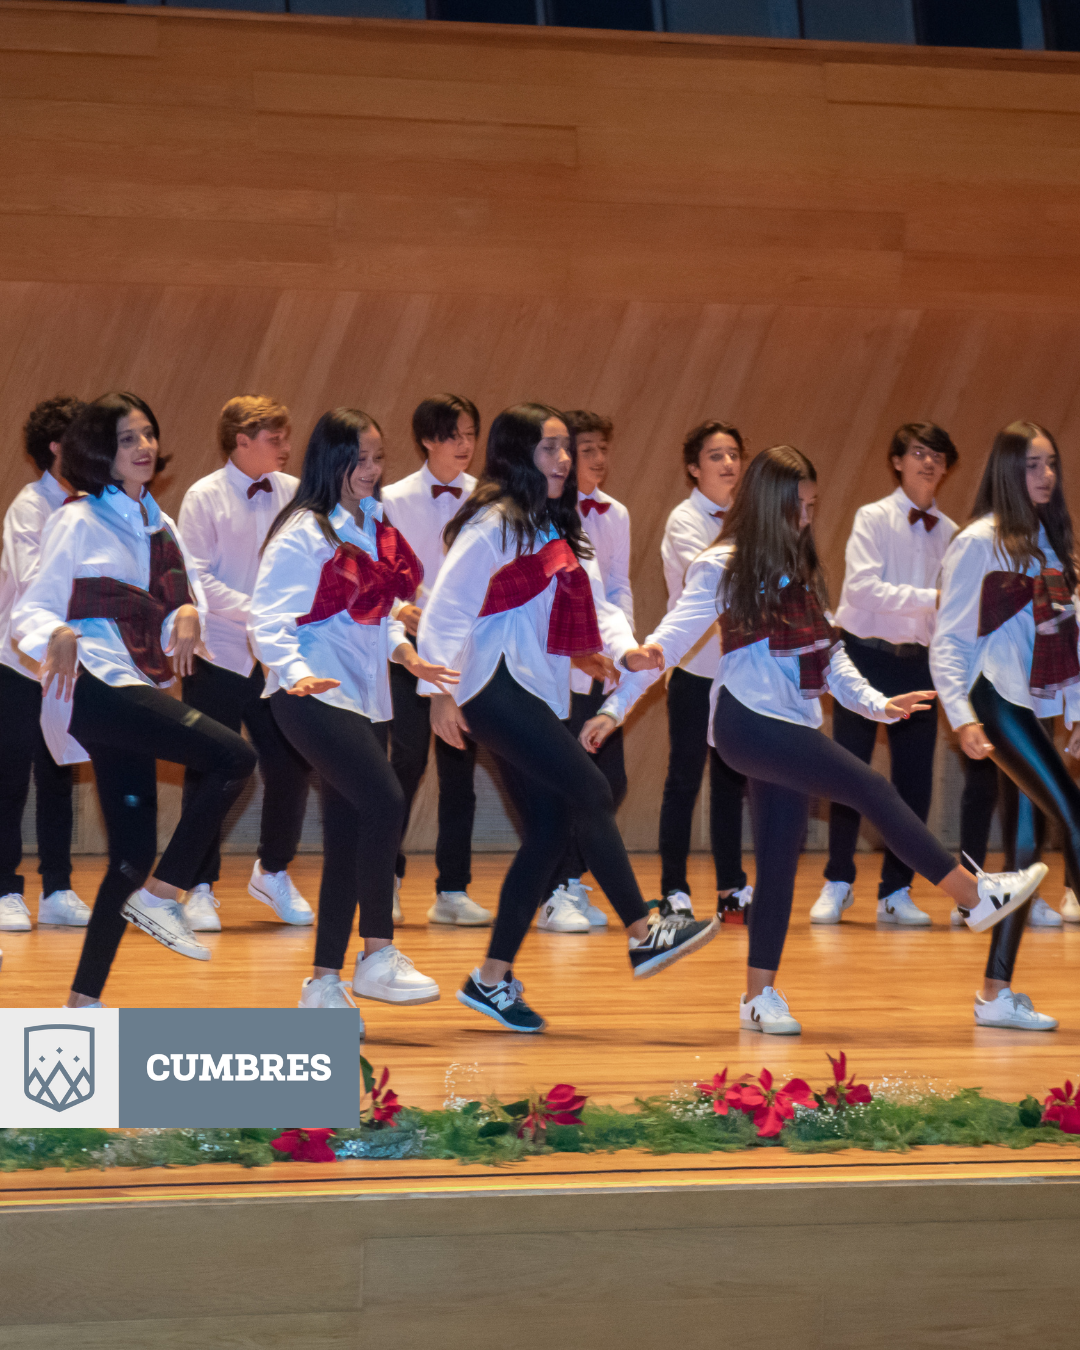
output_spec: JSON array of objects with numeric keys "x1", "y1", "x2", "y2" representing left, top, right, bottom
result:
[{"x1": 970, "y1": 675, "x2": 1080, "y2": 983}]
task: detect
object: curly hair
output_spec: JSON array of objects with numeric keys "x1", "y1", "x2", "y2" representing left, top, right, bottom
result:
[{"x1": 23, "y1": 396, "x2": 84, "y2": 473}]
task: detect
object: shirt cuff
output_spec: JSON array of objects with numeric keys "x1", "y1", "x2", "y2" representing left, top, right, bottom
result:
[
  {"x1": 279, "y1": 657, "x2": 316, "y2": 691},
  {"x1": 17, "y1": 618, "x2": 71, "y2": 664}
]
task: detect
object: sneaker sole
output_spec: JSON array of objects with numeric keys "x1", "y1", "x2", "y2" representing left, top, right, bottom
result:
[
  {"x1": 966, "y1": 864, "x2": 1048, "y2": 933},
  {"x1": 352, "y1": 982, "x2": 440, "y2": 1006},
  {"x1": 974, "y1": 1016, "x2": 1058, "y2": 1031},
  {"x1": 632, "y1": 916, "x2": 721, "y2": 980},
  {"x1": 187, "y1": 922, "x2": 222, "y2": 933},
  {"x1": 121, "y1": 904, "x2": 210, "y2": 961},
  {"x1": 456, "y1": 988, "x2": 545, "y2": 1032},
  {"x1": 247, "y1": 882, "x2": 314, "y2": 926},
  {"x1": 877, "y1": 914, "x2": 932, "y2": 927},
  {"x1": 739, "y1": 1018, "x2": 803, "y2": 1036},
  {"x1": 426, "y1": 909, "x2": 492, "y2": 927},
  {"x1": 37, "y1": 915, "x2": 90, "y2": 927}
]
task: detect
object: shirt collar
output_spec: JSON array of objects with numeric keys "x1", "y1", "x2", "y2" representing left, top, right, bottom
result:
[
  {"x1": 691, "y1": 487, "x2": 726, "y2": 520},
  {"x1": 893, "y1": 485, "x2": 938, "y2": 518},
  {"x1": 99, "y1": 484, "x2": 160, "y2": 532},
  {"x1": 578, "y1": 488, "x2": 608, "y2": 504},
  {"x1": 420, "y1": 461, "x2": 466, "y2": 492},
  {"x1": 330, "y1": 498, "x2": 383, "y2": 536},
  {"x1": 225, "y1": 456, "x2": 272, "y2": 498},
  {"x1": 39, "y1": 470, "x2": 68, "y2": 508}
]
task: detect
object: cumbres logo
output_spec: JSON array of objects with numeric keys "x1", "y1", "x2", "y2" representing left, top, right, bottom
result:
[
  {"x1": 145, "y1": 1052, "x2": 332, "y2": 1082},
  {"x1": 25, "y1": 1024, "x2": 95, "y2": 1112}
]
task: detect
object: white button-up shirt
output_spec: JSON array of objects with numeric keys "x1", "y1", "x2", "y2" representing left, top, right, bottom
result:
[
  {"x1": 0, "y1": 469, "x2": 68, "y2": 679},
  {"x1": 381, "y1": 462, "x2": 477, "y2": 613},
  {"x1": 572, "y1": 488, "x2": 634, "y2": 696},
  {"x1": 178, "y1": 459, "x2": 298, "y2": 677},
  {"x1": 930, "y1": 514, "x2": 1080, "y2": 730},
  {"x1": 833, "y1": 486, "x2": 955, "y2": 646},
  {"x1": 249, "y1": 500, "x2": 407, "y2": 722},
  {"x1": 660, "y1": 488, "x2": 727, "y2": 678},
  {"x1": 416, "y1": 505, "x2": 636, "y2": 719}
]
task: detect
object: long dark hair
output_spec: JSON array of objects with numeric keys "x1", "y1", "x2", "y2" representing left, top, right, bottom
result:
[
  {"x1": 443, "y1": 403, "x2": 592, "y2": 559},
  {"x1": 61, "y1": 392, "x2": 168, "y2": 497},
  {"x1": 264, "y1": 408, "x2": 382, "y2": 550},
  {"x1": 718, "y1": 445, "x2": 828, "y2": 630},
  {"x1": 969, "y1": 421, "x2": 1076, "y2": 591}
]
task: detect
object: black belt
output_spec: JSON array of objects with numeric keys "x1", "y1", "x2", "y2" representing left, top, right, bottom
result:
[{"x1": 843, "y1": 631, "x2": 927, "y2": 661}]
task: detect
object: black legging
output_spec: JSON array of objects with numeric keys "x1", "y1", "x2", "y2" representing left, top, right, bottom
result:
[
  {"x1": 712, "y1": 688, "x2": 957, "y2": 972},
  {"x1": 462, "y1": 660, "x2": 648, "y2": 963},
  {"x1": 69, "y1": 672, "x2": 256, "y2": 999},
  {"x1": 270, "y1": 691, "x2": 404, "y2": 968},
  {"x1": 970, "y1": 675, "x2": 1080, "y2": 983}
]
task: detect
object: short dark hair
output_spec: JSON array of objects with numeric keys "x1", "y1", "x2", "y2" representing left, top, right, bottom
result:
[
  {"x1": 412, "y1": 394, "x2": 480, "y2": 457},
  {"x1": 23, "y1": 396, "x2": 84, "y2": 473},
  {"x1": 888, "y1": 422, "x2": 958, "y2": 480},
  {"x1": 62, "y1": 392, "x2": 168, "y2": 497},
  {"x1": 564, "y1": 410, "x2": 613, "y2": 440},
  {"x1": 682, "y1": 420, "x2": 745, "y2": 487}
]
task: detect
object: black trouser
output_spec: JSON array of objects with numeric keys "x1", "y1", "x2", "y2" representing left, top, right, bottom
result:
[
  {"x1": 824, "y1": 635, "x2": 938, "y2": 899},
  {"x1": 388, "y1": 658, "x2": 476, "y2": 892},
  {"x1": 959, "y1": 755, "x2": 1002, "y2": 870},
  {"x1": 270, "y1": 691, "x2": 403, "y2": 969},
  {"x1": 0, "y1": 664, "x2": 74, "y2": 898},
  {"x1": 713, "y1": 688, "x2": 957, "y2": 973},
  {"x1": 181, "y1": 657, "x2": 311, "y2": 884},
  {"x1": 462, "y1": 661, "x2": 648, "y2": 964},
  {"x1": 551, "y1": 679, "x2": 628, "y2": 890},
  {"x1": 68, "y1": 673, "x2": 256, "y2": 999},
  {"x1": 658, "y1": 667, "x2": 747, "y2": 898},
  {"x1": 970, "y1": 676, "x2": 1080, "y2": 983}
]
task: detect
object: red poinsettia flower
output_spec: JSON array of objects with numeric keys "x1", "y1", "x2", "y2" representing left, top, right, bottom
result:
[
  {"x1": 517, "y1": 1084, "x2": 588, "y2": 1139},
  {"x1": 823, "y1": 1052, "x2": 873, "y2": 1109},
  {"x1": 695, "y1": 1069, "x2": 733, "y2": 1115},
  {"x1": 1043, "y1": 1080, "x2": 1080, "y2": 1135},
  {"x1": 371, "y1": 1066, "x2": 403, "y2": 1127},
  {"x1": 728, "y1": 1068, "x2": 817, "y2": 1138},
  {"x1": 270, "y1": 1127, "x2": 338, "y2": 1162}
]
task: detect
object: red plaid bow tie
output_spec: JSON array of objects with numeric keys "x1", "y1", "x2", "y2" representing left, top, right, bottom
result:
[
  {"x1": 720, "y1": 582, "x2": 840, "y2": 699},
  {"x1": 297, "y1": 522, "x2": 423, "y2": 628},
  {"x1": 908, "y1": 507, "x2": 938, "y2": 532},
  {"x1": 579, "y1": 498, "x2": 610, "y2": 517},
  {"x1": 979, "y1": 569, "x2": 1080, "y2": 699},
  {"x1": 247, "y1": 479, "x2": 272, "y2": 499},
  {"x1": 431, "y1": 484, "x2": 462, "y2": 500},
  {"x1": 479, "y1": 539, "x2": 602, "y2": 657}
]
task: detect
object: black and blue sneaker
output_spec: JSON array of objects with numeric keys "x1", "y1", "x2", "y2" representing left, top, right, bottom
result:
[
  {"x1": 457, "y1": 969, "x2": 546, "y2": 1032},
  {"x1": 629, "y1": 909, "x2": 719, "y2": 980}
]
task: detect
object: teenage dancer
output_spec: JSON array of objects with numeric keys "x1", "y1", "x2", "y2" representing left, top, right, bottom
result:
[
  {"x1": 178, "y1": 396, "x2": 313, "y2": 932},
  {"x1": 538, "y1": 409, "x2": 632, "y2": 933},
  {"x1": 584, "y1": 446, "x2": 1046, "y2": 1035},
  {"x1": 932, "y1": 421, "x2": 1080, "y2": 1029},
  {"x1": 418, "y1": 403, "x2": 720, "y2": 1034},
  {"x1": 0, "y1": 397, "x2": 90, "y2": 934},
  {"x1": 250, "y1": 408, "x2": 457, "y2": 1028},
  {"x1": 13, "y1": 392, "x2": 258, "y2": 1007},
  {"x1": 382, "y1": 394, "x2": 490, "y2": 928},
  {"x1": 812, "y1": 423, "x2": 957, "y2": 927},
  {"x1": 658, "y1": 421, "x2": 751, "y2": 921}
]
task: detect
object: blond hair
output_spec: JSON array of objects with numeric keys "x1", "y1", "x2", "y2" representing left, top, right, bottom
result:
[{"x1": 218, "y1": 395, "x2": 290, "y2": 455}]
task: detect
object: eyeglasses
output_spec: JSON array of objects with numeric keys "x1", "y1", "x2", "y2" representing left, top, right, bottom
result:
[{"x1": 907, "y1": 448, "x2": 947, "y2": 466}]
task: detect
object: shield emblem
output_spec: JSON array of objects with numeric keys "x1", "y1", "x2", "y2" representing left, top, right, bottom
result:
[{"x1": 24, "y1": 1024, "x2": 95, "y2": 1112}]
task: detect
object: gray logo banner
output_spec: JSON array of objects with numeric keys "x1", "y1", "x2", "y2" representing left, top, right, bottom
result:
[{"x1": 25, "y1": 1024, "x2": 95, "y2": 1112}]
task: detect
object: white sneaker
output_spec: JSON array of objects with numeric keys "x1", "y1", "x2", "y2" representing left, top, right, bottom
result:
[
  {"x1": 950, "y1": 906, "x2": 967, "y2": 927},
  {"x1": 876, "y1": 887, "x2": 931, "y2": 926},
  {"x1": 121, "y1": 889, "x2": 210, "y2": 961},
  {"x1": 962, "y1": 859, "x2": 1048, "y2": 933},
  {"x1": 393, "y1": 875, "x2": 403, "y2": 925},
  {"x1": 1062, "y1": 889, "x2": 1080, "y2": 923},
  {"x1": 1028, "y1": 896, "x2": 1064, "y2": 928},
  {"x1": 0, "y1": 893, "x2": 31, "y2": 932},
  {"x1": 184, "y1": 884, "x2": 221, "y2": 932},
  {"x1": 248, "y1": 862, "x2": 313, "y2": 926},
  {"x1": 664, "y1": 890, "x2": 695, "y2": 918},
  {"x1": 298, "y1": 974, "x2": 366, "y2": 1038},
  {"x1": 566, "y1": 878, "x2": 608, "y2": 926},
  {"x1": 60, "y1": 1001, "x2": 104, "y2": 1009},
  {"x1": 427, "y1": 890, "x2": 493, "y2": 926},
  {"x1": 740, "y1": 986, "x2": 802, "y2": 1035},
  {"x1": 537, "y1": 885, "x2": 591, "y2": 932},
  {"x1": 974, "y1": 989, "x2": 1058, "y2": 1031},
  {"x1": 810, "y1": 881, "x2": 853, "y2": 924},
  {"x1": 352, "y1": 944, "x2": 440, "y2": 1005},
  {"x1": 37, "y1": 890, "x2": 91, "y2": 926}
]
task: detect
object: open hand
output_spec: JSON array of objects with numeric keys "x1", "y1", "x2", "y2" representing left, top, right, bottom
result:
[
  {"x1": 396, "y1": 643, "x2": 460, "y2": 695},
  {"x1": 40, "y1": 625, "x2": 78, "y2": 702},
  {"x1": 884, "y1": 689, "x2": 936, "y2": 720},
  {"x1": 288, "y1": 675, "x2": 342, "y2": 696},
  {"x1": 431, "y1": 693, "x2": 470, "y2": 750},
  {"x1": 623, "y1": 644, "x2": 664, "y2": 673},
  {"x1": 579, "y1": 713, "x2": 617, "y2": 753},
  {"x1": 165, "y1": 604, "x2": 210, "y2": 678}
]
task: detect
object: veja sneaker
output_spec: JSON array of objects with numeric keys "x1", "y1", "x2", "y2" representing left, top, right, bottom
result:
[
  {"x1": 37, "y1": 890, "x2": 91, "y2": 926},
  {"x1": 457, "y1": 969, "x2": 545, "y2": 1032},
  {"x1": 629, "y1": 913, "x2": 719, "y2": 979},
  {"x1": 876, "y1": 887, "x2": 931, "y2": 926},
  {"x1": 121, "y1": 889, "x2": 210, "y2": 961},
  {"x1": 0, "y1": 893, "x2": 31, "y2": 932},
  {"x1": 427, "y1": 890, "x2": 493, "y2": 926},
  {"x1": 352, "y1": 945, "x2": 440, "y2": 1005},
  {"x1": 1062, "y1": 889, "x2": 1080, "y2": 923},
  {"x1": 961, "y1": 859, "x2": 1048, "y2": 933},
  {"x1": 393, "y1": 876, "x2": 403, "y2": 926},
  {"x1": 537, "y1": 885, "x2": 591, "y2": 932},
  {"x1": 810, "y1": 881, "x2": 853, "y2": 924},
  {"x1": 248, "y1": 862, "x2": 313, "y2": 926},
  {"x1": 974, "y1": 989, "x2": 1058, "y2": 1031},
  {"x1": 566, "y1": 878, "x2": 608, "y2": 927},
  {"x1": 664, "y1": 890, "x2": 695, "y2": 918},
  {"x1": 1028, "y1": 896, "x2": 1064, "y2": 928},
  {"x1": 184, "y1": 884, "x2": 221, "y2": 932},
  {"x1": 740, "y1": 986, "x2": 802, "y2": 1035}
]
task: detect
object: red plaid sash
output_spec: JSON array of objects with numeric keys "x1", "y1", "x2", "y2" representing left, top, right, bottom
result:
[
  {"x1": 978, "y1": 569, "x2": 1080, "y2": 699},
  {"x1": 296, "y1": 521, "x2": 423, "y2": 628},
  {"x1": 478, "y1": 538, "x2": 602, "y2": 658},
  {"x1": 719, "y1": 582, "x2": 840, "y2": 698},
  {"x1": 67, "y1": 528, "x2": 192, "y2": 683}
]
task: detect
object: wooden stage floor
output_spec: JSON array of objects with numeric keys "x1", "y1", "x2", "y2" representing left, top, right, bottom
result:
[{"x1": 2, "y1": 851, "x2": 1080, "y2": 1111}]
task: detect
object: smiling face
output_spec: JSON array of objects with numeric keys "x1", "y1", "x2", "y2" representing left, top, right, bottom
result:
[
  {"x1": 424, "y1": 410, "x2": 478, "y2": 485},
  {"x1": 892, "y1": 439, "x2": 948, "y2": 510},
  {"x1": 575, "y1": 431, "x2": 610, "y2": 497},
  {"x1": 339, "y1": 428, "x2": 385, "y2": 513},
  {"x1": 689, "y1": 432, "x2": 743, "y2": 509},
  {"x1": 112, "y1": 410, "x2": 158, "y2": 498},
  {"x1": 797, "y1": 477, "x2": 818, "y2": 530},
  {"x1": 533, "y1": 417, "x2": 572, "y2": 499},
  {"x1": 1025, "y1": 434, "x2": 1058, "y2": 506}
]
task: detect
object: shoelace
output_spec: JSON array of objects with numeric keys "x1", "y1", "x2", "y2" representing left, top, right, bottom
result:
[
  {"x1": 1, "y1": 895, "x2": 30, "y2": 915},
  {"x1": 163, "y1": 899, "x2": 197, "y2": 935},
  {"x1": 388, "y1": 948, "x2": 416, "y2": 975},
  {"x1": 190, "y1": 891, "x2": 220, "y2": 909},
  {"x1": 756, "y1": 988, "x2": 790, "y2": 1016}
]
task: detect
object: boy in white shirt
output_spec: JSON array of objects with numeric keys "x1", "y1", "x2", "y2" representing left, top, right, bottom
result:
[
  {"x1": 382, "y1": 394, "x2": 491, "y2": 928},
  {"x1": 177, "y1": 396, "x2": 313, "y2": 931}
]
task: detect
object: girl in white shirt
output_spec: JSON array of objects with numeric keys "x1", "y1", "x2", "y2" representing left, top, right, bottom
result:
[
  {"x1": 250, "y1": 408, "x2": 456, "y2": 1029},
  {"x1": 419, "y1": 403, "x2": 720, "y2": 1033},
  {"x1": 931, "y1": 421, "x2": 1080, "y2": 1031},
  {"x1": 585, "y1": 446, "x2": 1047, "y2": 1036}
]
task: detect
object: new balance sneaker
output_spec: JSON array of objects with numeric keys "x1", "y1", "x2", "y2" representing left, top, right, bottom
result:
[
  {"x1": 0, "y1": 893, "x2": 31, "y2": 932},
  {"x1": 810, "y1": 881, "x2": 853, "y2": 924},
  {"x1": 974, "y1": 989, "x2": 1058, "y2": 1031},
  {"x1": 962, "y1": 859, "x2": 1048, "y2": 933},
  {"x1": 184, "y1": 884, "x2": 221, "y2": 932},
  {"x1": 37, "y1": 890, "x2": 91, "y2": 926},
  {"x1": 740, "y1": 986, "x2": 802, "y2": 1035},
  {"x1": 427, "y1": 890, "x2": 493, "y2": 926},
  {"x1": 566, "y1": 878, "x2": 608, "y2": 926},
  {"x1": 393, "y1": 876, "x2": 403, "y2": 926},
  {"x1": 663, "y1": 890, "x2": 695, "y2": 918},
  {"x1": 876, "y1": 887, "x2": 931, "y2": 926},
  {"x1": 950, "y1": 906, "x2": 967, "y2": 927},
  {"x1": 456, "y1": 969, "x2": 545, "y2": 1032},
  {"x1": 248, "y1": 862, "x2": 313, "y2": 925},
  {"x1": 537, "y1": 886, "x2": 591, "y2": 933},
  {"x1": 1028, "y1": 896, "x2": 1064, "y2": 928},
  {"x1": 629, "y1": 912, "x2": 719, "y2": 979},
  {"x1": 121, "y1": 889, "x2": 210, "y2": 961},
  {"x1": 299, "y1": 974, "x2": 366, "y2": 1039},
  {"x1": 352, "y1": 945, "x2": 440, "y2": 1005},
  {"x1": 1062, "y1": 889, "x2": 1080, "y2": 923}
]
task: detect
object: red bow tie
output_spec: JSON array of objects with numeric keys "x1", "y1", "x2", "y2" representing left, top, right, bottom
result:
[
  {"x1": 247, "y1": 479, "x2": 272, "y2": 499},
  {"x1": 580, "y1": 498, "x2": 610, "y2": 516},
  {"x1": 710, "y1": 508, "x2": 725, "y2": 521},
  {"x1": 908, "y1": 507, "x2": 938, "y2": 532},
  {"x1": 431, "y1": 484, "x2": 462, "y2": 500}
]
